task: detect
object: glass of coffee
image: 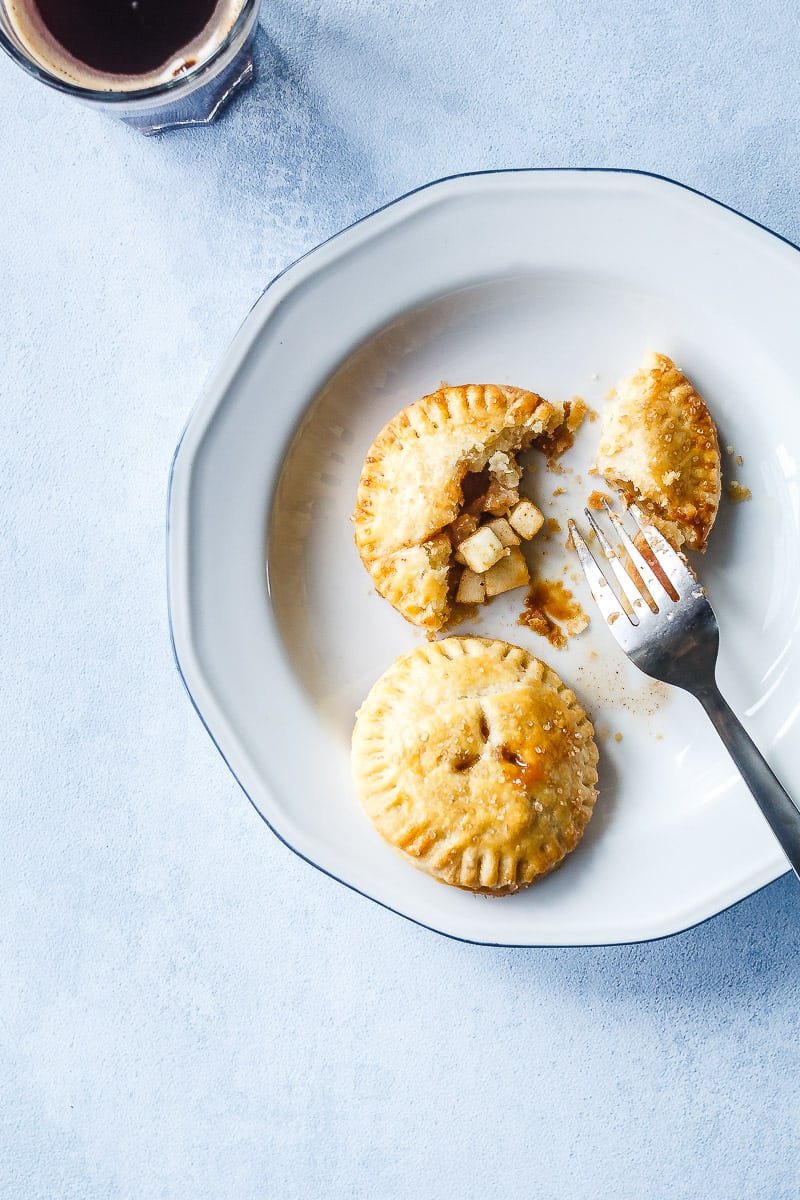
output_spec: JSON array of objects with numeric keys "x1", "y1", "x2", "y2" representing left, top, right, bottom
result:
[{"x1": 0, "y1": 0, "x2": 261, "y2": 133}]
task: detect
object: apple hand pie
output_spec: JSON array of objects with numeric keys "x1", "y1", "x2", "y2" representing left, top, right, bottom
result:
[
  {"x1": 351, "y1": 637, "x2": 599, "y2": 895},
  {"x1": 594, "y1": 351, "x2": 721, "y2": 551},
  {"x1": 353, "y1": 384, "x2": 582, "y2": 632}
]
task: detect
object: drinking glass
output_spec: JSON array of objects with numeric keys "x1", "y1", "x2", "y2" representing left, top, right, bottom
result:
[{"x1": 0, "y1": 0, "x2": 261, "y2": 133}]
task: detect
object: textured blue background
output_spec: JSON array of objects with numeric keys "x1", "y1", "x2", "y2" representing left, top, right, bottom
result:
[{"x1": 2, "y1": 2, "x2": 799, "y2": 1196}]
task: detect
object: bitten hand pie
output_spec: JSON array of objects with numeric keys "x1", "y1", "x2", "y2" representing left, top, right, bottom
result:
[
  {"x1": 351, "y1": 637, "x2": 599, "y2": 895},
  {"x1": 353, "y1": 384, "x2": 582, "y2": 631},
  {"x1": 593, "y1": 352, "x2": 721, "y2": 551}
]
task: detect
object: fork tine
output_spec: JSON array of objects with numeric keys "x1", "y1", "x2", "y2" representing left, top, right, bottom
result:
[
  {"x1": 625, "y1": 519, "x2": 679, "y2": 602},
  {"x1": 601, "y1": 498, "x2": 672, "y2": 609},
  {"x1": 626, "y1": 500, "x2": 703, "y2": 597},
  {"x1": 582, "y1": 507, "x2": 641, "y2": 621},
  {"x1": 567, "y1": 519, "x2": 631, "y2": 630}
]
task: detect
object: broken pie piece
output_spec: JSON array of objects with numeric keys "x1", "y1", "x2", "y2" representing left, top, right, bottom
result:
[
  {"x1": 351, "y1": 636, "x2": 599, "y2": 894},
  {"x1": 593, "y1": 352, "x2": 722, "y2": 551},
  {"x1": 353, "y1": 384, "x2": 573, "y2": 631}
]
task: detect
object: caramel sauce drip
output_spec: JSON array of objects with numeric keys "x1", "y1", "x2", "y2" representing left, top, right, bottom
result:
[
  {"x1": 518, "y1": 578, "x2": 588, "y2": 649},
  {"x1": 495, "y1": 746, "x2": 545, "y2": 789}
]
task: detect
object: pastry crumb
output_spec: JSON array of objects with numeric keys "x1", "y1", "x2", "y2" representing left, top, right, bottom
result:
[
  {"x1": 567, "y1": 396, "x2": 591, "y2": 431},
  {"x1": 587, "y1": 489, "x2": 612, "y2": 511},
  {"x1": 727, "y1": 480, "x2": 752, "y2": 504}
]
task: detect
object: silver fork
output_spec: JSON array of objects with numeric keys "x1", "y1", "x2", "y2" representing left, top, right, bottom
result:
[{"x1": 569, "y1": 495, "x2": 800, "y2": 880}]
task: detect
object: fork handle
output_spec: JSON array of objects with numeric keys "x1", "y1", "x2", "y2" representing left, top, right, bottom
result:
[{"x1": 696, "y1": 684, "x2": 800, "y2": 880}]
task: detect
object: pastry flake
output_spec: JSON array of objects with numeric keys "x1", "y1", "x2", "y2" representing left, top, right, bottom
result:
[
  {"x1": 351, "y1": 637, "x2": 599, "y2": 895},
  {"x1": 593, "y1": 352, "x2": 721, "y2": 551},
  {"x1": 353, "y1": 384, "x2": 577, "y2": 630}
]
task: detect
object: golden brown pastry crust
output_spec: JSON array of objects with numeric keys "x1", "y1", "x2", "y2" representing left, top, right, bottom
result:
[
  {"x1": 351, "y1": 637, "x2": 599, "y2": 894},
  {"x1": 594, "y1": 352, "x2": 721, "y2": 551},
  {"x1": 353, "y1": 384, "x2": 568, "y2": 630}
]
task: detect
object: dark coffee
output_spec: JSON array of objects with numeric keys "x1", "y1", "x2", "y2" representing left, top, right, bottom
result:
[{"x1": 28, "y1": 0, "x2": 219, "y2": 76}]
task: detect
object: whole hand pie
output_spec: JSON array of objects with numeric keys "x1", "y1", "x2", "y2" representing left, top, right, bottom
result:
[
  {"x1": 353, "y1": 384, "x2": 580, "y2": 631},
  {"x1": 594, "y1": 351, "x2": 721, "y2": 551},
  {"x1": 351, "y1": 637, "x2": 599, "y2": 894}
]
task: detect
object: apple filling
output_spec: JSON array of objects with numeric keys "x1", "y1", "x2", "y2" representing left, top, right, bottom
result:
[{"x1": 445, "y1": 451, "x2": 545, "y2": 610}]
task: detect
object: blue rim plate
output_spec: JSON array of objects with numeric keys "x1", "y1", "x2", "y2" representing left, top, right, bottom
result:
[{"x1": 167, "y1": 169, "x2": 799, "y2": 945}]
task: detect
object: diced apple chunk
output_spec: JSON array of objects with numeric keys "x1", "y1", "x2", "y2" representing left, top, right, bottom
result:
[
  {"x1": 483, "y1": 547, "x2": 530, "y2": 597},
  {"x1": 493, "y1": 515, "x2": 523, "y2": 545},
  {"x1": 455, "y1": 568, "x2": 486, "y2": 605},
  {"x1": 456, "y1": 526, "x2": 507, "y2": 573},
  {"x1": 508, "y1": 499, "x2": 544, "y2": 540},
  {"x1": 564, "y1": 611, "x2": 590, "y2": 637},
  {"x1": 485, "y1": 516, "x2": 520, "y2": 547}
]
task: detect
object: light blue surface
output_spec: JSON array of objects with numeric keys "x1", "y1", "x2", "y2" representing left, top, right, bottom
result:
[{"x1": 2, "y1": 2, "x2": 799, "y2": 1197}]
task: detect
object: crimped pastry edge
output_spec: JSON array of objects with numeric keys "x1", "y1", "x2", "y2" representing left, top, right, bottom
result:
[{"x1": 352, "y1": 637, "x2": 599, "y2": 895}]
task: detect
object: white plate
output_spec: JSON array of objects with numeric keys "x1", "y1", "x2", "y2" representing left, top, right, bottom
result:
[{"x1": 168, "y1": 170, "x2": 800, "y2": 945}]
